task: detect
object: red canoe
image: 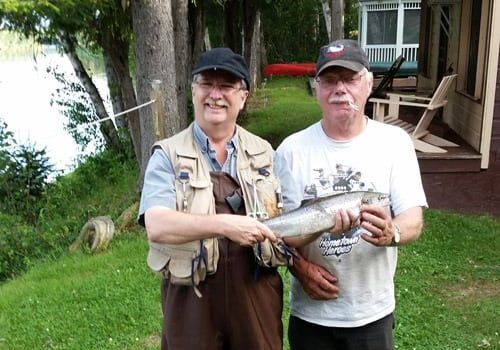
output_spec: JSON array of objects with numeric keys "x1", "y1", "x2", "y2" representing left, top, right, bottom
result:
[{"x1": 263, "y1": 63, "x2": 316, "y2": 77}]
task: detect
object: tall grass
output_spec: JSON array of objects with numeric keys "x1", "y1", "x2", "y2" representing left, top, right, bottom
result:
[{"x1": 0, "y1": 77, "x2": 498, "y2": 350}]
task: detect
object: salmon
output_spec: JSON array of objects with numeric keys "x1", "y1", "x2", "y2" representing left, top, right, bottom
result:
[{"x1": 263, "y1": 191, "x2": 390, "y2": 238}]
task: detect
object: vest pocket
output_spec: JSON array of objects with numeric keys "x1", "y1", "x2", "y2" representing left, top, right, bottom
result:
[{"x1": 147, "y1": 239, "x2": 219, "y2": 296}]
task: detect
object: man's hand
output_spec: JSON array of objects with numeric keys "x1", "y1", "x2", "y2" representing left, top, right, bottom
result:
[
  {"x1": 359, "y1": 204, "x2": 393, "y2": 246},
  {"x1": 329, "y1": 208, "x2": 360, "y2": 235},
  {"x1": 290, "y1": 253, "x2": 339, "y2": 300},
  {"x1": 218, "y1": 214, "x2": 277, "y2": 246}
]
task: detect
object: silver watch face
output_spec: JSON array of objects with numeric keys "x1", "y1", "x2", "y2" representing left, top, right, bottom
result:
[{"x1": 394, "y1": 225, "x2": 401, "y2": 243}]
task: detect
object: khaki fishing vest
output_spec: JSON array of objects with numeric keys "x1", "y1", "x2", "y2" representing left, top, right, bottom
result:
[{"x1": 147, "y1": 124, "x2": 290, "y2": 296}]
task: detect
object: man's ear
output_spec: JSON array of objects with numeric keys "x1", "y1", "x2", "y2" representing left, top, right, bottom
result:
[{"x1": 239, "y1": 90, "x2": 249, "y2": 110}]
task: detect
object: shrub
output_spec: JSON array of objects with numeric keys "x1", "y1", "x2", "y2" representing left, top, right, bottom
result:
[
  {"x1": 0, "y1": 213, "x2": 49, "y2": 281},
  {"x1": 0, "y1": 119, "x2": 54, "y2": 223}
]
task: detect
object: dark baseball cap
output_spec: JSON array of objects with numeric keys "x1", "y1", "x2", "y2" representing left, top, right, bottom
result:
[
  {"x1": 192, "y1": 47, "x2": 251, "y2": 89},
  {"x1": 316, "y1": 39, "x2": 370, "y2": 76}
]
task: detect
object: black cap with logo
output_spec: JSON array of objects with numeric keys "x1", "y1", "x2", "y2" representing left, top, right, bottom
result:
[{"x1": 316, "y1": 39, "x2": 370, "y2": 77}]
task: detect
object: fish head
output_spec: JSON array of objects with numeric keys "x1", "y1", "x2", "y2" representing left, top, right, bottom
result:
[{"x1": 361, "y1": 191, "x2": 390, "y2": 207}]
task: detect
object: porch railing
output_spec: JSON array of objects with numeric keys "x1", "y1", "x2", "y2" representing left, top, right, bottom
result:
[{"x1": 364, "y1": 44, "x2": 419, "y2": 63}]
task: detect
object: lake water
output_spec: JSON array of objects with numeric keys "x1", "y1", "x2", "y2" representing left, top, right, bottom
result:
[{"x1": 0, "y1": 49, "x2": 108, "y2": 174}]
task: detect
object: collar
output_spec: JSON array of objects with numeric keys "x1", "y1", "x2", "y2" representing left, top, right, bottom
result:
[{"x1": 193, "y1": 121, "x2": 238, "y2": 153}]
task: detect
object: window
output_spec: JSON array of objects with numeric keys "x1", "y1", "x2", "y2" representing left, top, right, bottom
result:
[
  {"x1": 457, "y1": 0, "x2": 488, "y2": 99},
  {"x1": 403, "y1": 9, "x2": 420, "y2": 44},
  {"x1": 465, "y1": 0, "x2": 481, "y2": 95},
  {"x1": 360, "y1": 1, "x2": 421, "y2": 64},
  {"x1": 367, "y1": 10, "x2": 398, "y2": 45}
]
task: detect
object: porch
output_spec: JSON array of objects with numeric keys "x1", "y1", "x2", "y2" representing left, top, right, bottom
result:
[{"x1": 395, "y1": 104, "x2": 481, "y2": 173}]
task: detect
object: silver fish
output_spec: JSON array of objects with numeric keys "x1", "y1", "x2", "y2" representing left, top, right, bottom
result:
[{"x1": 262, "y1": 191, "x2": 390, "y2": 238}]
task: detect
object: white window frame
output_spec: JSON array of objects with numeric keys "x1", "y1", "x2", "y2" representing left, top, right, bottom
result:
[{"x1": 359, "y1": 0, "x2": 421, "y2": 63}]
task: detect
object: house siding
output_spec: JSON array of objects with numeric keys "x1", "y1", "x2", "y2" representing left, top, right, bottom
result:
[{"x1": 421, "y1": 56, "x2": 500, "y2": 217}]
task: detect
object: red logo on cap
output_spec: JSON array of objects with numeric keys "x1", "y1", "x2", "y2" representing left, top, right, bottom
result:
[{"x1": 325, "y1": 44, "x2": 345, "y2": 59}]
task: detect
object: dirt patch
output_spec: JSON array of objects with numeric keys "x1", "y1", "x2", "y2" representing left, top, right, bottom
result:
[
  {"x1": 442, "y1": 279, "x2": 499, "y2": 302},
  {"x1": 143, "y1": 333, "x2": 161, "y2": 347}
]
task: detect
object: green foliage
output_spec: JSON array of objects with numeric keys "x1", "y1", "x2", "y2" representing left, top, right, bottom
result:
[
  {"x1": 0, "y1": 119, "x2": 54, "y2": 223},
  {"x1": 0, "y1": 149, "x2": 138, "y2": 283},
  {"x1": 0, "y1": 0, "x2": 128, "y2": 47},
  {"x1": 37, "y1": 150, "x2": 138, "y2": 246},
  {"x1": 0, "y1": 213, "x2": 47, "y2": 281},
  {"x1": 47, "y1": 65, "x2": 105, "y2": 150},
  {"x1": 344, "y1": 0, "x2": 359, "y2": 39},
  {"x1": 261, "y1": 0, "x2": 329, "y2": 63}
]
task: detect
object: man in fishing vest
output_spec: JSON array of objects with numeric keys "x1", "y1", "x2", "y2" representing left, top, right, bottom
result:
[{"x1": 138, "y1": 47, "x2": 300, "y2": 350}]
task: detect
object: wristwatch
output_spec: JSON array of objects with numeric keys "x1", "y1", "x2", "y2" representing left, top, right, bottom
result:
[{"x1": 390, "y1": 224, "x2": 401, "y2": 246}]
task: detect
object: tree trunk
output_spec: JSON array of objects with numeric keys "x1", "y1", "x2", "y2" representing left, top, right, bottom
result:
[
  {"x1": 223, "y1": 0, "x2": 241, "y2": 52},
  {"x1": 131, "y1": 0, "x2": 179, "y2": 188},
  {"x1": 260, "y1": 24, "x2": 267, "y2": 69},
  {"x1": 60, "y1": 31, "x2": 123, "y2": 153},
  {"x1": 189, "y1": 0, "x2": 206, "y2": 66},
  {"x1": 101, "y1": 35, "x2": 141, "y2": 165},
  {"x1": 243, "y1": 0, "x2": 256, "y2": 64},
  {"x1": 103, "y1": 52, "x2": 124, "y2": 126},
  {"x1": 172, "y1": 0, "x2": 190, "y2": 130},
  {"x1": 331, "y1": 0, "x2": 344, "y2": 40},
  {"x1": 248, "y1": 10, "x2": 262, "y2": 93},
  {"x1": 320, "y1": 0, "x2": 332, "y2": 41}
]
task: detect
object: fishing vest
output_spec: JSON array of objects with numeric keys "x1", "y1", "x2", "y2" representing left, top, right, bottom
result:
[{"x1": 147, "y1": 124, "x2": 292, "y2": 296}]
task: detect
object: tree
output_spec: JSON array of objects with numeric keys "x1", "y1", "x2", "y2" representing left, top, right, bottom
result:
[
  {"x1": 331, "y1": 0, "x2": 345, "y2": 40},
  {"x1": 262, "y1": 0, "x2": 328, "y2": 62},
  {"x1": 131, "y1": 0, "x2": 181, "y2": 186},
  {"x1": 320, "y1": 0, "x2": 344, "y2": 41},
  {"x1": 0, "y1": 120, "x2": 53, "y2": 223}
]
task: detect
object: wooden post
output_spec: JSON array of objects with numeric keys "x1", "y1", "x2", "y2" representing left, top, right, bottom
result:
[{"x1": 150, "y1": 79, "x2": 165, "y2": 141}]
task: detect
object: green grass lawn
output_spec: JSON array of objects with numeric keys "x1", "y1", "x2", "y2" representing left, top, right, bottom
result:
[
  {"x1": 1, "y1": 210, "x2": 498, "y2": 350},
  {"x1": 1, "y1": 77, "x2": 499, "y2": 350}
]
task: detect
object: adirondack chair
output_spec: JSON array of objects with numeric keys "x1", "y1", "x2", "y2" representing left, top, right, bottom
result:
[{"x1": 369, "y1": 74, "x2": 459, "y2": 153}]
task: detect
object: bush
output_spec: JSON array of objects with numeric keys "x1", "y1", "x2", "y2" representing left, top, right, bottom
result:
[
  {"x1": 0, "y1": 119, "x2": 54, "y2": 223},
  {"x1": 0, "y1": 213, "x2": 49, "y2": 281}
]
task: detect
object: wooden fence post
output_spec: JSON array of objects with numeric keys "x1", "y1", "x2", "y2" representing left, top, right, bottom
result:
[{"x1": 150, "y1": 79, "x2": 165, "y2": 141}]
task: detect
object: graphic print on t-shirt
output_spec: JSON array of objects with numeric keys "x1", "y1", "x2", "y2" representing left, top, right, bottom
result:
[{"x1": 303, "y1": 163, "x2": 376, "y2": 258}]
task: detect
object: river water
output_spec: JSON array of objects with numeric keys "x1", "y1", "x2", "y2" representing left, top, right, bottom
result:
[{"x1": 0, "y1": 48, "x2": 108, "y2": 174}]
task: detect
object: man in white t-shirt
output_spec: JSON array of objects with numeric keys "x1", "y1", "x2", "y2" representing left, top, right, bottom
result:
[{"x1": 275, "y1": 40, "x2": 428, "y2": 350}]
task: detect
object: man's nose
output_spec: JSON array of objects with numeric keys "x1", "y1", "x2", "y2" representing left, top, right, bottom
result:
[{"x1": 208, "y1": 85, "x2": 224, "y2": 97}]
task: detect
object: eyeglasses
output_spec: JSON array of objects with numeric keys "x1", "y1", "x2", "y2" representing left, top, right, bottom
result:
[
  {"x1": 195, "y1": 80, "x2": 243, "y2": 94},
  {"x1": 315, "y1": 71, "x2": 365, "y2": 90}
]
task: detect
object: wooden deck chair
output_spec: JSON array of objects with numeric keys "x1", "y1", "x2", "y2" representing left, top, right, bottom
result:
[{"x1": 369, "y1": 74, "x2": 459, "y2": 153}]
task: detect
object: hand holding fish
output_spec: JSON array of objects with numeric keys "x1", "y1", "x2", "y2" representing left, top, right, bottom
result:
[
  {"x1": 329, "y1": 208, "x2": 361, "y2": 235},
  {"x1": 219, "y1": 214, "x2": 277, "y2": 246},
  {"x1": 262, "y1": 191, "x2": 390, "y2": 247},
  {"x1": 359, "y1": 204, "x2": 395, "y2": 246}
]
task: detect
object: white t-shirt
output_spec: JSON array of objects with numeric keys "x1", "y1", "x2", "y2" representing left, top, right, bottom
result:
[{"x1": 276, "y1": 118, "x2": 427, "y2": 327}]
